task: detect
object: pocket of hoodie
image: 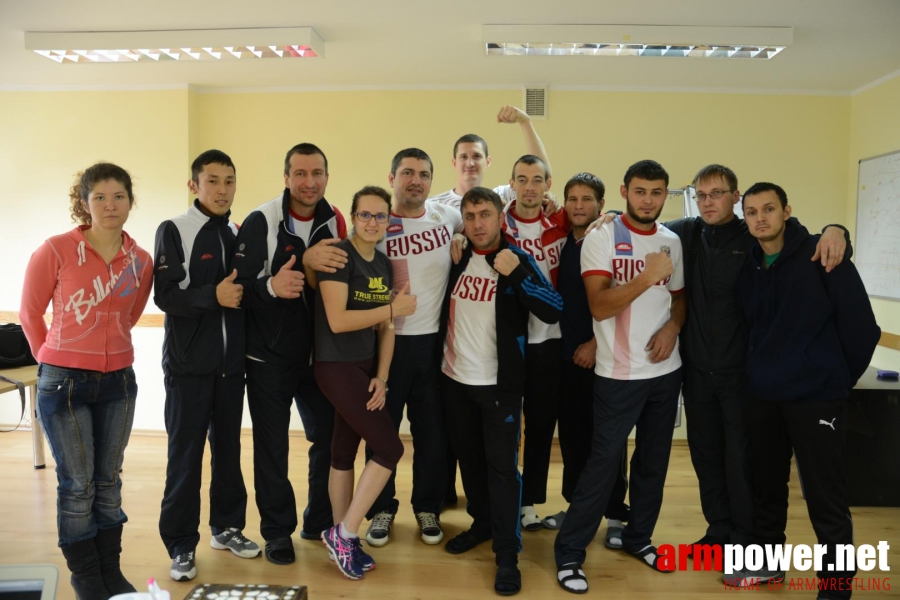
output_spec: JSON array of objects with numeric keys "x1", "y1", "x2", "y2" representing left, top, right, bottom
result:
[
  {"x1": 59, "y1": 311, "x2": 102, "y2": 344},
  {"x1": 108, "y1": 312, "x2": 133, "y2": 354}
]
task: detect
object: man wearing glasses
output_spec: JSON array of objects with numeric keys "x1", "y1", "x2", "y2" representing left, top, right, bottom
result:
[
  {"x1": 664, "y1": 164, "x2": 850, "y2": 562},
  {"x1": 362, "y1": 148, "x2": 464, "y2": 548}
]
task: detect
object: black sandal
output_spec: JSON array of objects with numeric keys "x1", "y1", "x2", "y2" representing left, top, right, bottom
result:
[
  {"x1": 557, "y1": 564, "x2": 588, "y2": 594},
  {"x1": 445, "y1": 528, "x2": 492, "y2": 554},
  {"x1": 627, "y1": 545, "x2": 673, "y2": 573},
  {"x1": 604, "y1": 525, "x2": 624, "y2": 549},
  {"x1": 264, "y1": 537, "x2": 295, "y2": 565},
  {"x1": 494, "y1": 566, "x2": 521, "y2": 596}
]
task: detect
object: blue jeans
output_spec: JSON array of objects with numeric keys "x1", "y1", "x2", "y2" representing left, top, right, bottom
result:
[{"x1": 36, "y1": 363, "x2": 138, "y2": 547}]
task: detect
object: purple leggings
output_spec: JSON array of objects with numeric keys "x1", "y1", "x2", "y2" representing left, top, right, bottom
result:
[{"x1": 315, "y1": 359, "x2": 404, "y2": 471}]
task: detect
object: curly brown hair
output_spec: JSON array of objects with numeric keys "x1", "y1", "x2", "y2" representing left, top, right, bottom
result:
[{"x1": 69, "y1": 162, "x2": 135, "y2": 225}]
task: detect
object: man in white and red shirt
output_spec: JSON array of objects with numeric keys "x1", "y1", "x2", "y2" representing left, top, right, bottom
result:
[
  {"x1": 500, "y1": 154, "x2": 570, "y2": 531},
  {"x1": 438, "y1": 186, "x2": 562, "y2": 596},
  {"x1": 554, "y1": 160, "x2": 686, "y2": 594},
  {"x1": 428, "y1": 105, "x2": 550, "y2": 211},
  {"x1": 362, "y1": 148, "x2": 463, "y2": 548}
]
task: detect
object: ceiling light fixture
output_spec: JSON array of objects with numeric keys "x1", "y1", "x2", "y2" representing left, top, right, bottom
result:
[
  {"x1": 25, "y1": 27, "x2": 323, "y2": 63},
  {"x1": 483, "y1": 25, "x2": 791, "y2": 59}
]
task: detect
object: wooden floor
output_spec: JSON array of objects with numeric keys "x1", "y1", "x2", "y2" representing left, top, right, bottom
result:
[{"x1": 2, "y1": 431, "x2": 897, "y2": 600}]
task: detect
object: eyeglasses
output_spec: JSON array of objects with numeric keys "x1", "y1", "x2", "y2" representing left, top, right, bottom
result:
[
  {"x1": 695, "y1": 189, "x2": 734, "y2": 202},
  {"x1": 352, "y1": 211, "x2": 390, "y2": 223}
]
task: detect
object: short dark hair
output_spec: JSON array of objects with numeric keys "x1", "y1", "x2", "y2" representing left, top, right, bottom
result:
[
  {"x1": 284, "y1": 143, "x2": 328, "y2": 176},
  {"x1": 624, "y1": 160, "x2": 669, "y2": 188},
  {"x1": 460, "y1": 186, "x2": 503, "y2": 214},
  {"x1": 69, "y1": 162, "x2": 134, "y2": 225},
  {"x1": 191, "y1": 149, "x2": 235, "y2": 184},
  {"x1": 391, "y1": 148, "x2": 433, "y2": 176},
  {"x1": 564, "y1": 172, "x2": 605, "y2": 202},
  {"x1": 510, "y1": 154, "x2": 549, "y2": 180},
  {"x1": 692, "y1": 164, "x2": 737, "y2": 191},
  {"x1": 453, "y1": 134, "x2": 488, "y2": 159},
  {"x1": 742, "y1": 182, "x2": 788, "y2": 210},
  {"x1": 351, "y1": 185, "x2": 392, "y2": 215}
]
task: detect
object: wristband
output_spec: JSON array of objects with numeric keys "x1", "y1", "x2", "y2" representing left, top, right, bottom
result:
[{"x1": 376, "y1": 377, "x2": 389, "y2": 391}]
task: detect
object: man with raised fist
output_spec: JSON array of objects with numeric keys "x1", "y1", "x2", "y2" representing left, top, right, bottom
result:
[
  {"x1": 155, "y1": 150, "x2": 261, "y2": 582},
  {"x1": 231, "y1": 143, "x2": 348, "y2": 566}
]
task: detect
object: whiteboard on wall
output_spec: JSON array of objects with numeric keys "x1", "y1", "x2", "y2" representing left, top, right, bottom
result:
[{"x1": 856, "y1": 150, "x2": 900, "y2": 301}]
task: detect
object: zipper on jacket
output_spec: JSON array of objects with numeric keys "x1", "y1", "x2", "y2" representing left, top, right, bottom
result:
[{"x1": 218, "y1": 227, "x2": 228, "y2": 378}]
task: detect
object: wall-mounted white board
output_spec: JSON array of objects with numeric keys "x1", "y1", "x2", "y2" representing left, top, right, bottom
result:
[{"x1": 856, "y1": 150, "x2": 900, "y2": 301}]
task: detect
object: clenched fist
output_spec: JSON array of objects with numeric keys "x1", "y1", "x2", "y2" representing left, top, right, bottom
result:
[
  {"x1": 643, "y1": 251, "x2": 674, "y2": 284},
  {"x1": 493, "y1": 249, "x2": 520, "y2": 276}
]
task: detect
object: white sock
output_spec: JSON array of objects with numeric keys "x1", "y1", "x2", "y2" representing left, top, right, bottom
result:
[
  {"x1": 638, "y1": 544, "x2": 656, "y2": 566},
  {"x1": 521, "y1": 506, "x2": 540, "y2": 526},
  {"x1": 339, "y1": 523, "x2": 358, "y2": 539},
  {"x1": 606, "y1": 519, "x2": 623, "y2": 529},
  {"x1": 558, "y1": 563, "x2": 587, "y2": 592}
]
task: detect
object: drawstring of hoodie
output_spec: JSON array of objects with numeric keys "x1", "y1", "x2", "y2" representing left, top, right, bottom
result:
[
  {"x1": 128, "y1": 249, "x2": 140, "y2": 288},
  {"x1": 77, "y1": 240, "x2": 86, "y2": 266}
]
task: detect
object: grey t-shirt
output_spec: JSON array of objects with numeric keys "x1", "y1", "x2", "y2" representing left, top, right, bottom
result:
[{"x1": 314, "y1": 238, "x2": 392, "y2": 362}]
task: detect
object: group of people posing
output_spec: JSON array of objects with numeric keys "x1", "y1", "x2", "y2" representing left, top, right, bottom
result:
[{"x1": 19, "y1": 105, "x2": 880, "y2": 600}]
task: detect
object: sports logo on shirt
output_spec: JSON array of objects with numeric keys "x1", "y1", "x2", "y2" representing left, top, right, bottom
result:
[
  {"x1": 615, "y1": 242, "x2": 633, "y2": 254},
  {"x1": 660, "y1": 245, "x2": 671, "y2": 257},
  {"x1": 368, "y1": 277, "x2": 389, "y2": 293},
  {"x1": 429, "y1": 211, "x2": 443, "y2": 223}
]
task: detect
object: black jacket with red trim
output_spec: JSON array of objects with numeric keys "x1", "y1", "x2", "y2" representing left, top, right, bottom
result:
[{"x1": 232, "y1": 189, "x2": 347, "y2": 366}]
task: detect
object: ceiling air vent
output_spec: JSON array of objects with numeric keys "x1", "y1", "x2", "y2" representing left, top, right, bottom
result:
[{"x1": 524, "y1": 86, "x2": 548, "y2": 120}]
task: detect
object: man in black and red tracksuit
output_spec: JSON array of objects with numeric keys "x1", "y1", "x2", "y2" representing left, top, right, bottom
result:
[
  {"x1": 231, "y1": 143, "x2": 348, "y2": 565},
  {"x1": 155, "y1": 150, "x2": 260, "y2": 582},
  {"x1": 733, "y1": 182, "x2": 879, "y2": 598},
  {"x1": 438, "y1": 186, "x2": 563, "y2": 596}
]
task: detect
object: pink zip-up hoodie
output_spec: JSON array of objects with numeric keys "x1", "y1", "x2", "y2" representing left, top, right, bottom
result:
[{"x1": 19, "y1": 226, "x2": 154, "y2": 373}]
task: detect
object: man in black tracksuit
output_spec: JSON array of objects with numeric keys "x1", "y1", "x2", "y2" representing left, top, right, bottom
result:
[
  {"x1": 734, "y1": 182, "x2": 879, "y2": 599},
  {"x1": 231, "y1": 143, "x2": 348, "y2": 565},
  {"x1": 664, "y1": 164, "x2": 851, "y2": 553},
  {"x1": 155, "y1": 150, "x2": 259, "y2": 581},
  {"x1": 438, "y1": 187, "x2": 562, "y2": 596},
  {"x1": 556, "y1": 173, "x2": 629, "y2": 542}
]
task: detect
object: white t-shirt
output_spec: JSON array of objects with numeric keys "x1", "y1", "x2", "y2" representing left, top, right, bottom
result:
[
  {"x1": 428, "y1": 184, "x2": 515, "y2": 210},
  {"x1": 376, "y1": 202, "x2": 463, "y2": 335},
  {"x1": 290, "y1": 210, "x2": 314, "y2": 245},
  {"x1": 581, "y1": 216, "x2": 685, "y2": 380},
  {"x1": 504, "y1": 211, "x2": 564, "y2": 345},
  {"x1": 441, "y1": 251, "x2": 499, "y2": 385}
]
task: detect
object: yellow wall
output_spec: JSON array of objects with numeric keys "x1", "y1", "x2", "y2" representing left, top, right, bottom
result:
[
  {"x1": 191, "y1": 89, "x2": 851, "y2": 232},
  {"x1": 848, "y1": 76, "x2": 900, "y2": 368}
]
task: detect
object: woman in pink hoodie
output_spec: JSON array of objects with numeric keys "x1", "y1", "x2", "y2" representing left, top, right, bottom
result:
[{"x1": 19, "y1": 163, "x2": 153, "y2": 600}]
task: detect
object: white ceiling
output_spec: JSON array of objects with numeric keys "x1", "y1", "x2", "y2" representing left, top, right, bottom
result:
[{"x1": 2, "y1": 0, "x2": 899, "y2": 93}]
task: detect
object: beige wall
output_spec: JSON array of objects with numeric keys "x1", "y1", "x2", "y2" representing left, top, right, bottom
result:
[
  {"x1": 2, "y1": 84, "x2": 892, "y2": 432},
  {"x1": 847, "y1": 76, "x2": 900, "y2": 368}
]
